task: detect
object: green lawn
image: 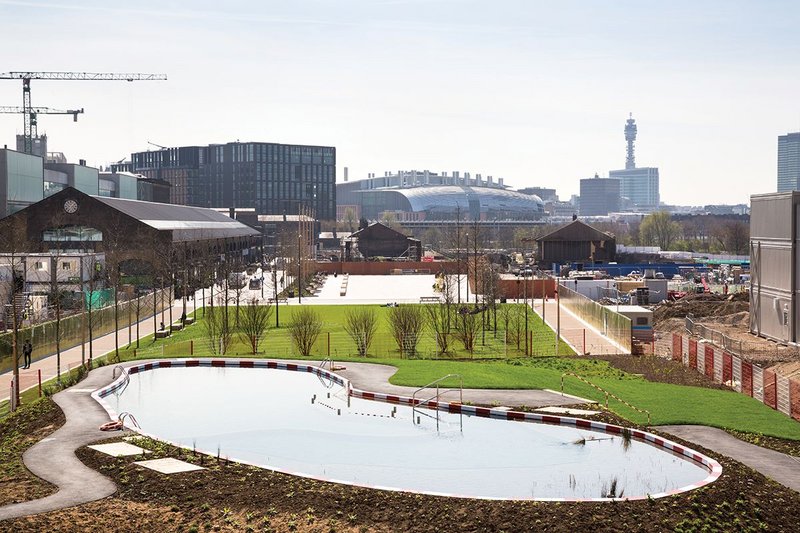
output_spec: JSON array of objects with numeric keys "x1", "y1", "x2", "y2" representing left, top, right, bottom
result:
[{"x1": 127, "y1": 304, "x2": 573, "y2": 359}]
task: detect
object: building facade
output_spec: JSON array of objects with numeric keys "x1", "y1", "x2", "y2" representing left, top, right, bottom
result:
[
  {"x1": 579, "y1": 174, "x2": 620, "y2": 216},
  {"x1": 0, "y1": 148, "x2": 43, "y2": 217},
  {"x1": 608, "y1": 167, "x2": 659, "y2": 209},
  {"x1": 777, "y1": 132, "x2": 800, "y2": 192},
  {"x1": 131, "y1": 142, "x2": 336, "y2": 219},
  {"x1": 749, "y1": 191, "x2": 800, "y2": 343}
]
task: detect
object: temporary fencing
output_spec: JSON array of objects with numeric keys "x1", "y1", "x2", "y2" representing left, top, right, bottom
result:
[{"x1": 669, "y1": 331, "x2": 800, "y2": 422}]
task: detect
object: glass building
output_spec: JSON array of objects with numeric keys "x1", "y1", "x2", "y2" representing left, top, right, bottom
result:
[
  {"x1": 777, "y1": 132, "x2": 800, "y2": 193},
  {"x1": 131, "y1": 142, "x2": 336, "y2": 220},
  {"x1": 0, "y1": 148, "x2": 44, "y2": 217},
  {"x1": 608, "y1": 167, "x2": 660, "y2": 209}
]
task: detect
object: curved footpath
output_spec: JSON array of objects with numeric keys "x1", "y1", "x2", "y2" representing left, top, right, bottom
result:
[
  {"x1": 656, "y1": 425, "x2": 800, "y2": 493},
  {"x1": 3, "y1": 360, "x2": 800, "y2": 522},
  {"x1": 0, "y1": 365, "x2": 124, "y2": 522}
]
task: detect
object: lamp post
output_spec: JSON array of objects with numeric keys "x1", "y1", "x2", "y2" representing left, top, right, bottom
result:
[
  {"x1": 464, "y1": 232, "x2": 469, "y2": 303},
  {"x1": 297, "y1": 233, "x2": 302, "y2": 304},
  {"x1": 524, "y1": 270, "x2": 529, "y2": 356},
  {"x1": 273, "y1": 263, "x2": 280, "y2": 327}
]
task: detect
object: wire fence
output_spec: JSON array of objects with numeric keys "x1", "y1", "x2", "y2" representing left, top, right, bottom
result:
[{"x1": 130, "y1": 325, "x2": 589, "y2": 361}]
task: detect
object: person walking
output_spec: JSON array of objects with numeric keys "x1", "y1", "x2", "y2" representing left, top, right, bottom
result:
[{"x1": 22, "y1": 339, "x2": 32, "y2": 369}]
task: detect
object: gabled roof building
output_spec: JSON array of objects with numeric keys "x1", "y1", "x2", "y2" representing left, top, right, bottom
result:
[{"x1": 535, "y1": 219, "x2": 616, "y2": 265}]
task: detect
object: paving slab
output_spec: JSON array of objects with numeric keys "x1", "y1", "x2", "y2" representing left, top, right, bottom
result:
[
  {"x1": 88, "y1": 442, "x2": 151, "y2": 457},
  {"x1": 657, "y1": 425, "x2": 800, "y2": 493},
  {"x1": 133, "y1": 457, "x2": 205, "y2": 474}
]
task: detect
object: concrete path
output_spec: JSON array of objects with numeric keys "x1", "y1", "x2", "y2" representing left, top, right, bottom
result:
[
  {"x1": 658, "y1": 425, "x2": 800, "y2": 493},
  {"x1": 328, "y1": 360, "x2": 586, "y2": 407},
  {"x1": 0, "y1": 365, "x2": 125, "y2": 521},
  {"x1": 532, "y1": 298, "x2": 628, "y2": 355}
]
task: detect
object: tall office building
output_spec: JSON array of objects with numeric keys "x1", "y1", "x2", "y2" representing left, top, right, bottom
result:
[
  {"x1": 609, "y1": 115, "x2": 660, "y2": 209},
  {"x1": 131, "y1": 142, "x2": 336, "y2": 219},
  {"x1": 579, "y1": 174, "x2": 621, "y2": 216},
  {"x1": 777, "y1": 132, "x2": 800, "y2": 192}
]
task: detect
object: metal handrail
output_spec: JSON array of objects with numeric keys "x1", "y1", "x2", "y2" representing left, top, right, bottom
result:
[
  {"x1": 412, "y1": 374, "x2": 463, "y2": 410},
  {"x1": 118, "y1": 411, "x2": 140, "y2": 429},
  {"x1": 560, "y1": 372, "x2": 651, "y2": 426},
  {"x1": 112, "y1": 365, "x2": 130, "y2": 396}
]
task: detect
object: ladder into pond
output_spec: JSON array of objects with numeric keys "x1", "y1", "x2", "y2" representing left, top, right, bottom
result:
[{"x1": 412, "y1": 374, "x2": 463, "y2": 433}]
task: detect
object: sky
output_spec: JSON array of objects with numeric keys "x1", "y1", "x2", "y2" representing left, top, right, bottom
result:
[{"x1": 1, "y1": 0, "x2": 799, "y2": 205}]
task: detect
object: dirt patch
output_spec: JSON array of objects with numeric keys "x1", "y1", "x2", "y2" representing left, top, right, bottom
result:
[
  {"x1": 0, "y1": 398, "x2": 64, "y2": 507},
  {"x1": 2, "y1": 427, "x2": 799, "y2": 533},
  {"x1": 574, "y1": 354, "x2": 728, "y2": 390},
  {"x1": 725, "y1": 429, "x2": 800, "y2": 458},
  {"x1": 654, "y1": 292, "x2": 749, "y2": 324}
]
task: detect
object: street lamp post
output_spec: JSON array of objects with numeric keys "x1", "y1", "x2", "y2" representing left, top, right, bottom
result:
[
  {"x1": 524, "y1": 270, "x2": 529, "y2": 356},
  {"x1": 297, "y1": 233, "x2": 302, "y2": 305}
]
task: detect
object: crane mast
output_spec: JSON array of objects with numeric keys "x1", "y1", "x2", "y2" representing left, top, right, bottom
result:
[{"x1": 0, "y1": 71, "x2": 167, "y2": 154}]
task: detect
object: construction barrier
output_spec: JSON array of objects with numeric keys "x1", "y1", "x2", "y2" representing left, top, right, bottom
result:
[{"x1": 671, "y1": 332, "x2": 800, "y2": 422}]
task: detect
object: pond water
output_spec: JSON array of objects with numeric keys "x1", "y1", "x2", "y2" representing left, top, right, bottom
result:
[{"x1": 98, "y1": 363, "x2": 718, "y2": 500}]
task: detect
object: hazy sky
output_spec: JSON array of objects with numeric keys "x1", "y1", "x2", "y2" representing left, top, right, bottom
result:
[{"x1": 1, "y1": 0, "x2": 799, "y2": 205}]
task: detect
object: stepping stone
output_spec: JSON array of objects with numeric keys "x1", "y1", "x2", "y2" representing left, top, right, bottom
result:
[
  {"x1": 88, "y1": 442, "x2": 151, "y2": 457},
  {"x1": 133, "y1": 458, "x2": 205, "y2": 474},
  {"x1": 536, "y1": 406, "x2": 601, "y2": 416}
]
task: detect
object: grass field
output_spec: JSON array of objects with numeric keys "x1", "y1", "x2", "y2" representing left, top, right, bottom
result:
[{"x1": 127, "y1": 303, "x2": 574, "y2": 359}]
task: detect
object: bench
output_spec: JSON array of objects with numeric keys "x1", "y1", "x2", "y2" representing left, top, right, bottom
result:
[
  {"x1": 419, "y1": 296, "x2": 441, "y2": 303},
  {"x1": 184, "y1": 317, "x2": 195, "y2": 325},
  {"x1": 267, "y1": 297, "x2": 288, "y2": 304},
  {"x1": 170, "y1": 323, "x2": 184, "y2": 332},
  {"x1": 155, "y1": 330, "x2": 171, "y2": 339}
]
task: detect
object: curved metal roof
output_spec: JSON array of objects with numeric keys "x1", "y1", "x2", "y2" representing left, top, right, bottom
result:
[{"x1": 360, "y1": 186, "x2": 544, "y2": 214}]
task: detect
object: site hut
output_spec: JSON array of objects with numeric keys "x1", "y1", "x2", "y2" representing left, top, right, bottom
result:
[
  {"x1": 604, "y1": 304, "x2": 654, "y2": 352},
  {"x1": 0, "y1": 186, "x2": 262, "y2": 309}
]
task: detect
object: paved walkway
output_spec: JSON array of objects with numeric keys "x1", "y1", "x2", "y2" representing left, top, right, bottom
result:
[
  {"x1": 657, "y1": 425, "x2": 800, "y2": 493},
  {"x1": 531, "y1": 298, "x2": 628, "y2": 355},
  {"x1": 0, "y1": 365, "x2": 125, "y2": 521},
  {"x1": 1, "y1": 298, "x2": 192, "y2": 404},
  {"x1": 337, "y1": 360, "x2": 585, "y2": 407}
]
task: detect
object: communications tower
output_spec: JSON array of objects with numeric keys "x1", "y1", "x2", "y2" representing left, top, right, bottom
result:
[{"x1": 625, "y1": 113, "x2": 637, "y2": 169}]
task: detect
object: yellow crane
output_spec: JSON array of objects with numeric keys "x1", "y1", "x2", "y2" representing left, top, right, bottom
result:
[{"x1": 0, "y1": 71, "x2": 167, "y2": 154}]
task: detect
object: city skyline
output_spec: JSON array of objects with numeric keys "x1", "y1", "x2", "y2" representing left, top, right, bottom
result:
[{"x1": 1, "y1": 0, "x2": 799, "y2": 205}]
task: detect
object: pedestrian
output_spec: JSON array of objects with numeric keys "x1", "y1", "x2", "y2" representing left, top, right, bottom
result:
[{"x1": 22, "y1": 339, "x2": 32, "y2": 369}]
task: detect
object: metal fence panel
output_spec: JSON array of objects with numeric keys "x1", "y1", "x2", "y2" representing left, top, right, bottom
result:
[
  {"x1": 777, "y1": 375, "x2": 791, "y2": 416},
  {"x1": 732, "y1": 355, "x2": 742, "y2": 392},
  {"x1": 753, "y1": 365, "x2": 764, "y2": 402}
]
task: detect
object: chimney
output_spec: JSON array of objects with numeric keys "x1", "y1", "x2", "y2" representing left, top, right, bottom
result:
[
  {"x1": 344, "y1": 167, "x2": 348, "y2": 182},
  {"x1": 79, "y1": 159, "x2": 86, "y2": 166}
]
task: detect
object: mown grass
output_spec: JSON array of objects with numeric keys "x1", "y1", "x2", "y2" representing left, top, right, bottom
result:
[{"x1": 125, "y1": 303, "x2": 573, "y2": 359}]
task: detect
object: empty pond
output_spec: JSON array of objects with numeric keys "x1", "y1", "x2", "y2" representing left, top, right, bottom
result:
[{"x1": 94, "y1": 360, "x2": 720, "y2": 500}]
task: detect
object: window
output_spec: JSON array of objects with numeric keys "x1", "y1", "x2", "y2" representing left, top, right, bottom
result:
[
  {"x1": 35, "y1": 261, "x2": 46, "y2": 271},
  {"x1": 61, "y1": 262, "x2": 72, "y2": 271},
  {"x1": 636, "y1": 317, "x2": 649, "y2": 326}
]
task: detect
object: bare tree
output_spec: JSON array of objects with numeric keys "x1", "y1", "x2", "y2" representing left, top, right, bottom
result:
[
  {"x1": 204, "y1": 294, "x2": 234, "y2": 355},
  {"x1": 288, "y1": 306, "x2": 322, "y2": 357},
  {"x1": 426, "y1": 272, "x2": 455, "y2": 355},
  {"x1": 237, "y1": 297, "x2": 273, "y2": 354},
  {"x1": 0, "y1": 216, "x2": 30, "y2": 407},
  {"x1": 387, "y1": 305, "x2": 425, "y2": 358},
  {"x1": 454, "y1": 305, "x2": 481, "y2": 355},
  {"x1": 343, "y1": 306, "x2": 378, "y2": 357}
]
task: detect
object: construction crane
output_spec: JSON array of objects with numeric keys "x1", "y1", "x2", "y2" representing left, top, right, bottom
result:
[
  {"x1": 0, "y1": 71, "x2": 167, "y2": 154},
  {"x1": 147, "y1": 140, "x2": 168, "y2": 150},
  {"x1": 0, "y1": 106, "x2": 84, "y2": 142}
]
